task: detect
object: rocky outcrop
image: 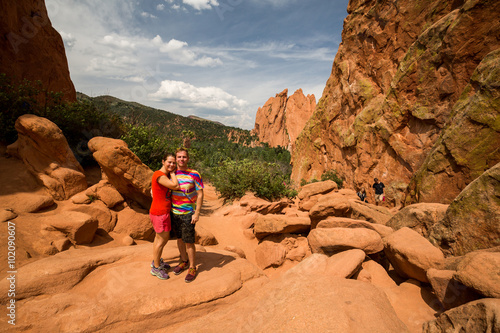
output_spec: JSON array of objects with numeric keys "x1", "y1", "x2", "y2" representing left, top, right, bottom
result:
[
  {"x1": 291, "y1": 0, "x2": 500, "y2": 206},
  {"x1": 251, "y1": 88, "x2": 315, "y2": 151},
  {"x1": 386, "y1": 203, "x2": 448, "y2": 237},
  {"x1": 7, "y1": 114, "x2": 87, "y2": 200},
  {"x1": 428, "y1": 162, "x2": 500, "y2": 255},
  {"x1": 0, "y1": 0, "x2": 76, "y2": 101},
  {"x1": 87, "y1": 137, "x2": 153, "y2": 209}
]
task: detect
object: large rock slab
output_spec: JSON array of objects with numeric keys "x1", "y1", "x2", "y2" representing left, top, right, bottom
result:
[
  {"x1": 317, "y1": 216, "x2": 394, "y2": 238},
  {"x1": 383, "y1": 227, "x2": 444, "y2": 283},
  {"x1": 8, "y1": 245, "x2": 266, "y2": 332},
  {"x1": 423, "y1": 299, "x2": 500, "y2": 333},
  {"x1": 453, "y1": 252, "x2": 500, "y2": 298},
  {"x1": 386, "y1": 203, "x2": 448, "y2": 237},
  {"x1": 308, "y1": 227, "x2": 383, "y2": 255},
  {"x1": 87, "y1": 137, "x2": 153, "y2": 209},
  {"x1": 429, "y1": 162, "x2": 500, "y2": 256},
  {"x1": 174, "y1": 254, "x2": 409, "y2": 333},
  {"x1": 254, "y1": 214, "x2": 310, "y2": 239},
  {"x1": 8, "y1": 115, "x2": 87, "y2": 200}
]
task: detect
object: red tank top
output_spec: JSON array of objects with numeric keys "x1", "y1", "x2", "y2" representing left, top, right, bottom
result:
[{"x1": 150, "y1": 170, "x2": 172, "y2": 215}]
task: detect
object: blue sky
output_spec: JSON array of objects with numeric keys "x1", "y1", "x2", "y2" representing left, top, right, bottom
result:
[{"x1": 46, "y1": 0, "x2": 348, "y2": 129}]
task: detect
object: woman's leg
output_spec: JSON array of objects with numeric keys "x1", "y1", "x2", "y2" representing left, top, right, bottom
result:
[{"x1": 153, "y1": 231, "x2": 170, "y2": 267}]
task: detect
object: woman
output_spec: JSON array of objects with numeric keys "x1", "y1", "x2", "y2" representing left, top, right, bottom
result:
[
  {"x1": 357, "y1": 187, "x2": 367, "y2": 203},
  {"x1": 149, "y1": 152, "x2": 180, "y2": 280}
]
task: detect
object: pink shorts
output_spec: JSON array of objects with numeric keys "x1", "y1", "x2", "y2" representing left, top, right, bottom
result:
[{"x1": 149, "y1": 213, "x2": 171, "y2": 233}]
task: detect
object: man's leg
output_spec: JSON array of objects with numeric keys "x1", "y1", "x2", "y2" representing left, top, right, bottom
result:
[
  {"x1": 186, "y1": 243, "x2": 196, "y2": 269},
  {"x1": 177, "y1": 238, "x2": 188, "y2": 262}
]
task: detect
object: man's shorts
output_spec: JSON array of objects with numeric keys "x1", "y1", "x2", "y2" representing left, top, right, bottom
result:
[
  {"x1": 171, "y1": 212, "x2": 196, "y2": 244},
  {"x1": 375, "y1": 194, "x2": 384, "y2": 202},
  {"x1": 149, "y1": 213, "x2": 171, "y2": 233}
]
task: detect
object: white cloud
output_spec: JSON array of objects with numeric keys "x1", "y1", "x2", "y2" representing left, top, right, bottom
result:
[
  {"x1": 150, "y1": 80, "x2": 247, "y2": 110},
  {"x1": 157, "y1": 4, "x2": 165, "y2": 10},
  {"x1": 182, "y1": 0, "x2": 219, "y2": 10},
  {"x1": 141, "y1": 11, "x2": 158, "y2": 18},
  {"x1": 152, "y1": 35, "x2": 222, "y2": 67},
  {"x1": 99, "y1": 34, "x2": 136, "y2": 50}
]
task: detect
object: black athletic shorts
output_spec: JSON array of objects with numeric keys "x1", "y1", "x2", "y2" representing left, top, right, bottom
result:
[{"x1": 171, "y1": 212, "x2": 196, "y2": 244}]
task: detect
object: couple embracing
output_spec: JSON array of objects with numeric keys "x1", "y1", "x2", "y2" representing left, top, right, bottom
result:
[{"x1": 149, "y1": 148, "x2": 204, "y2": 283}]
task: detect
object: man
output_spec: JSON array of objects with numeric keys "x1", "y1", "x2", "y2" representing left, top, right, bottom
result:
[
  {"x1": 372, "y1": 178, "x2": 385, "y2": 206},
  {"x1": 171, "y1": 148, "x2": 204, "y2": 283}
]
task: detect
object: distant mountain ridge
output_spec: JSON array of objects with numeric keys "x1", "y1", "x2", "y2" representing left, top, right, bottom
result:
[{"x1": 77, "y1": 93, "x2": 254, "y2": 144}]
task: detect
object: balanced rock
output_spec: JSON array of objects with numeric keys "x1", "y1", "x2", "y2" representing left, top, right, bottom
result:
[
  {"x1": 308, "y1": 227, "x2": 383, "y2": 255},
  {"x1": 384, "y1": 227, "x2": 445, "y2": 283},
  {"x1": 9, "y1": 114, "x2": 87, "y2": 200},
  {"x1": 87, "y1": 137, "x2": 153, "y2": 209}
]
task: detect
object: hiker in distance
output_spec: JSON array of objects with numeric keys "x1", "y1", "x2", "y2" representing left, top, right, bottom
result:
[
  {"x1": 171, "y1": 148, "x2": 204, "y2": 283},
  {"x1": 149, "y1": 152, "x2": 180, "y2": 280}
]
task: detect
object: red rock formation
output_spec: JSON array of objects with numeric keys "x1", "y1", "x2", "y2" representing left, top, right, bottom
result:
[
  {"x1": 291, "y1": 0, "x2": 500, "y2": 205},
  {"x1": 0, "y1": 0, "x2": 76, "y2": 101},
  {"x1": 252, "y1": 89, "x2": 316, "y2": 151}
]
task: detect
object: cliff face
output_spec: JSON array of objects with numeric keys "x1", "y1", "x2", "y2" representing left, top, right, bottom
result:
[
  {"x1": 252, "y1": 89, "x2": 316, "y2": 151},
  {"x1": 291, "y1": 0, "x2": 500, "y2": 205},
  {"x1": 0, "y1": 0, "x2": 76, "y2": 101}
]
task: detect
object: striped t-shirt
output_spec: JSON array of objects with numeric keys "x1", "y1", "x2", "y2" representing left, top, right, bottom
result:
[{"x1": 171, "y1": 168, "x2": 204, "y2": 215}]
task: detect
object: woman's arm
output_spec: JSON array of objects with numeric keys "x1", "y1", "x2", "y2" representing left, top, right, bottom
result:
[{"x1": 157, "y1": 172, "x2": 180, "y2": 190}]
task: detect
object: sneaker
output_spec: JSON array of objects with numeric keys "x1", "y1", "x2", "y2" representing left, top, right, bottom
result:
[
  {"x1": 173, "y1": 260, "x2": 189, "y2": 275},
  {"x1": 150, "y1": 266, "x2": 170, "y2": 280},
  {"x1": 185, "y1": 267, "x2": 197, "y2": 283},
  {"x1": 151, "y1": 258, "x2": 171, "y2": 271}
]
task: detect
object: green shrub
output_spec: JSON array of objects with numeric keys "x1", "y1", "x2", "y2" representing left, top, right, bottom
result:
[
  {"x1": 321, "y1": 170, "x2": 344, "y2": 188},
  {"x1": 211, "y1": 159, "x2": 297, "y2": 201}
]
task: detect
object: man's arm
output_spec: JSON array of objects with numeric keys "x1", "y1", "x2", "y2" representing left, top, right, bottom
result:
[{"x1": 191, "y1": 188, "x2": 204, "y2": 224}]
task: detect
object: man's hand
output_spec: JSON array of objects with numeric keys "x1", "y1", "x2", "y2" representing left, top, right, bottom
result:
[{"x1": 191, "y1": 213, "x2": 199, "y2": 224}]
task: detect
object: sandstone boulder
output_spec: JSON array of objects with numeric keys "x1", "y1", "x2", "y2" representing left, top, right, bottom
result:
[
  {"x1": 308, "y1": 227, "x2": 383, "y2": 255},
  {"x1": 354, "y1": 259, "x2": 398, "y2": 289},
  {"x1": 386, "y1": 203, "x2": 448, "y2": 237},
  {"x1": 114, "y1": 206, "x2": 153, "y2": 240},
  {"x1": 9, "y1": 115, "x2": 87, "y2": 200},
  {"x1": 255, "y1": 240, "x2": 286, "y2": 269},
  {"x1": 70, "y1": 201, "x2": 116, "y2": 233},
  {"x1": 43, "y1": 211, "x2": 98, "y2": 245},
  {"x1": 13, "y1": 193, "x2": 55, "y2": 213},
  {"x1": 423, "y1": 299, "x2": 500, "y2": 333},
  {"x1": 87, "y1": 137, "x2": 153, "y2": 209},
  {"x1": 317, "y1": 216, "x2": 394, "y2": 238},
  {"x1": 195, "y1": 224, "x2": 218, "y2": 246},
  {"x1": 239, "y1": 193, "x2": 290, "y2": 214},
  {"x1": 454, "y1": 252, "x2": 500, "y2": 298},
  {"x1": 297, "y1": 180, "x2": 338, "y2": 211},
  {"x1": 91, "y1": 181, "x2": 125, "y2": 208},
  {"x1": 324, "y1": 249, "x2": 366, "y2": 278},
  {"x1": 224, "y1": 245, "x2": 246, "y2": 259},
  {"x1": 253, "y1": 214, "x2": 310, "y2": 239},
  {"x1": 383, "y1": 227, "x2": 445, "y2": 283},
  {"x1": 426, "y1": 268, "x2": 481, "y2": 310},
  {"x1": 309, "y1": 191, "x2": 392, "y2": 228},
  {"x1": 429, "y1": 162, "x2": 500, "y2": 256}
]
